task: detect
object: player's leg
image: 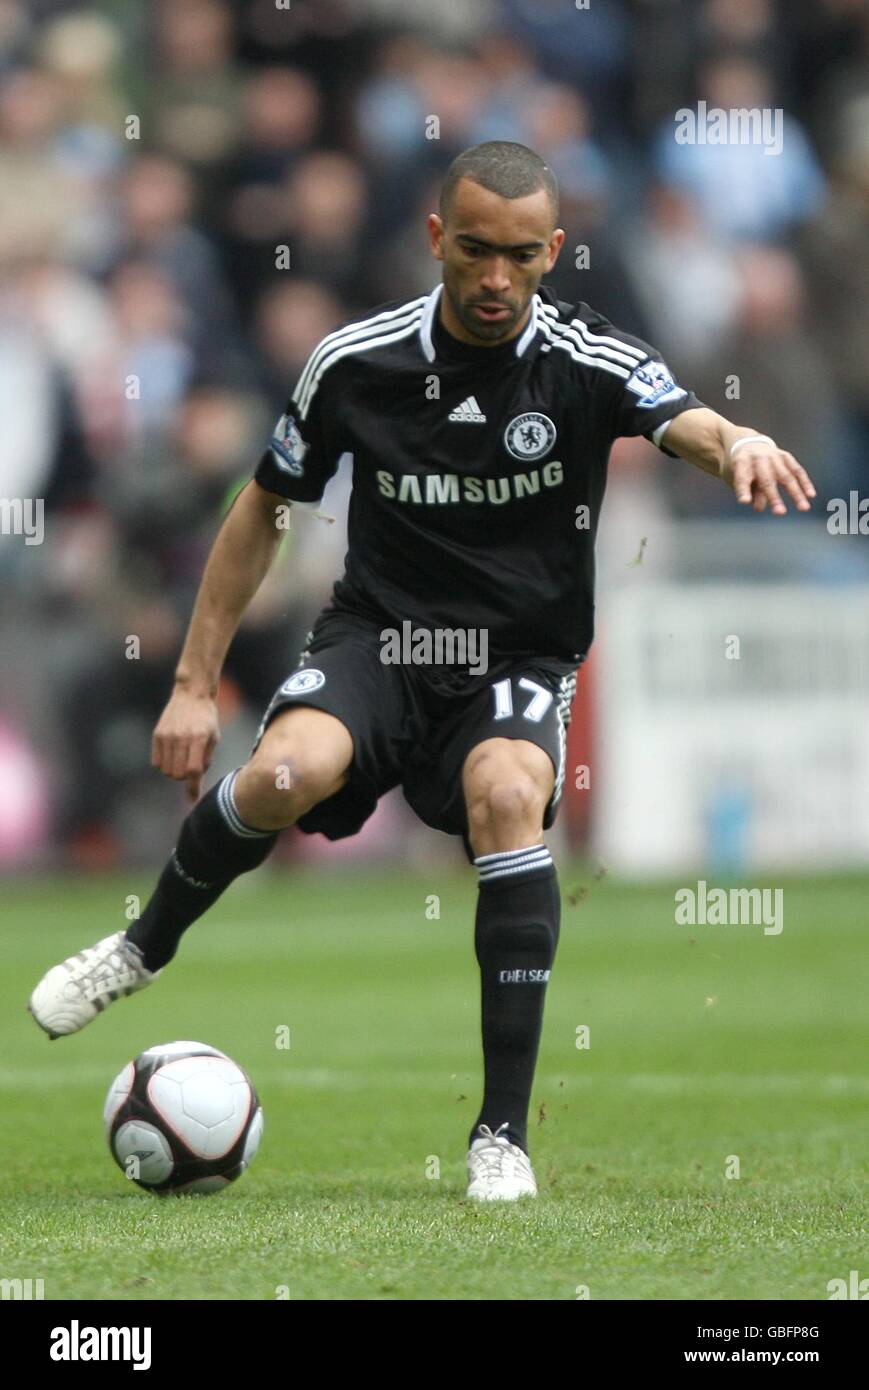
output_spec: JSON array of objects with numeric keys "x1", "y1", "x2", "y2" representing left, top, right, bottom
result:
[
  {"x1": 462, "y1": 736, "x2": 560, "y2": 1196},
  {"x1": 28, "y1": 707, "x2": 352, "y2": 1038},
  {"x1": 464, "y1": 736, "x2": 554, "y2": 857},
  {"x1": 123, "y1": 706, "x2": 353, "y2": 970}
]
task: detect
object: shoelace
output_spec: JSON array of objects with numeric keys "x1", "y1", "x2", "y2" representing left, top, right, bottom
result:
[
  {"x1": 476, "y1": 1123, "x2": 511, "y2": 1145},
  {"x1": 471, "y1": 1124, "x2": 519, "y2": 1181},
  {"x1": 67, "y1": 939, "x2": 140, "y2": 997}
]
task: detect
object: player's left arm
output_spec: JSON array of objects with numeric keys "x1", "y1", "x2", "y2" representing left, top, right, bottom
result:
[{"x1": 660, "y1": 407, "x2": 816, "y2": 516}]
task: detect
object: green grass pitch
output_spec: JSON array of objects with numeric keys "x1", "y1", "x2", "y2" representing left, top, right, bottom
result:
[{"x1": 1, "y1": 865, "x2": 866, "y2": 1301}]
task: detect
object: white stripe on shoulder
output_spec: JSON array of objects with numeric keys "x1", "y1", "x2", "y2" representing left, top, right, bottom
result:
[
  {"x1": 539, "y1": 302, "x2": 647, "y2": 363},
  {"x1": 294, "y1": 296, "x2": 428, "y2": 414},
  {"x1": 542, "y1": 317, "x2": 643, "y2": 371},
  {"x1": 296, "y1": 306, "x2": 426, "y2": 419},
  {"x1": 537, "y1": 319, "x2": 631, "y2": 380},
  {"x1": 570, "y1": 316, "x2": 647, "y2": 362}
]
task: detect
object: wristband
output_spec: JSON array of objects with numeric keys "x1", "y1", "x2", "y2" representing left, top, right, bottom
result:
[{"x1": 729, "y1": 434, "x2": 775, "y2": 459}]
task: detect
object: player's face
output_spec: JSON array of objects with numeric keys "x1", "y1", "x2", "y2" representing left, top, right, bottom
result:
[{"x1": 428, "y1": 178, "x2": 565, "y2": 345}]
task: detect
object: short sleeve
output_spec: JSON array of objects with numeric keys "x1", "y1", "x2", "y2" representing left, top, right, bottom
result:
[
  {"x1": 614, "y1": 350, "x2": 705, "y2": 456},
  {"x1": 254, "y1": 351, "x2": 343, "y2": 503}
]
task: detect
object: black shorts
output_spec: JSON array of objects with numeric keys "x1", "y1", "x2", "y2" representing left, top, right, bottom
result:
[{"x1": 250, "y1": 607, "x2": 578, "y2": 861}]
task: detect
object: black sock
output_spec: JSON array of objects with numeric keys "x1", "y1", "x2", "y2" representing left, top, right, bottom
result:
[
  {"x1": 469, "y1": 844, "x2": 560, "y2": 1156},
  {"x1": 126, "y1": 769, "x2": 278, "y2": 970}
]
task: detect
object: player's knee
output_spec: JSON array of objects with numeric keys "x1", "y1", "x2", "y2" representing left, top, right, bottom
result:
[
  {"x1": 235, "y1": 747, "x2": 345, "y2": 828},
  {"x1": 467, "y1": 774, "x2": 546, "y2": 838}
]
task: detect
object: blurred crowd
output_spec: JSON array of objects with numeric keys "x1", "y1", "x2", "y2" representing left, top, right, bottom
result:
[{"x1": 1, "y1": 0, "x2": 867, "y2": 866}]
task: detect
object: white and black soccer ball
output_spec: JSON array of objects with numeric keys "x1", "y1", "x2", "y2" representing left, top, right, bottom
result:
[{"x1": 104, "y1": 1041, "x2": 263, "y2": 1195}]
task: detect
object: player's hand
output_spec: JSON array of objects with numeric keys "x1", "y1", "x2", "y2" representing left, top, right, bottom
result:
[
  {"x1": 151, "y1": 688, "x2": 220, "y2": 802},
  {"x1": 725, "y1": 441, "x2": 816, "y2": 517}
]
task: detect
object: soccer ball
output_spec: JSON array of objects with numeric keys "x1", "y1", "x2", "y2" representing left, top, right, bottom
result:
[{"x1": 104, "y1": 1041, "x2": 263, "y2": 1195}]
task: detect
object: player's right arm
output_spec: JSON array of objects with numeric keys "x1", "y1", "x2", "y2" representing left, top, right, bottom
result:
[
  {"x1": 152, "y1": 479, "x2": 287, "y2": 801},
  {"x1": 153, "y1": 329, "x2": 346, "y2": 800}
]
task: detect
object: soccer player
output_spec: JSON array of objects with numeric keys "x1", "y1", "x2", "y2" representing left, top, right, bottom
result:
[{"x1": 30, "y1": 142, "x2": 815, "y2": 1200}]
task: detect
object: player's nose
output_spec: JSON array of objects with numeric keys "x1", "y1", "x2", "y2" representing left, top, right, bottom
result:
[{"x1": 479, "y1": 259, "x2": 512, "y2": 294}]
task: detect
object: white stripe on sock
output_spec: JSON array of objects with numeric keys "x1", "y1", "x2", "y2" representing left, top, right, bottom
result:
[
  {"x1": 216, "y1": 770, "x2": 274, "y2": 839},
  {"x1": 479, "y1": 857, "x2": 553, "y2": 883},
  {"x1": 478, "y1": 850, "x2": 550, "y2": 876},
  {"x1": 475, "y1": 845, "x2": 553, "y2": 883},
  {"x1": 474, "y1": 844, "x2": 545, "y2": 865}
]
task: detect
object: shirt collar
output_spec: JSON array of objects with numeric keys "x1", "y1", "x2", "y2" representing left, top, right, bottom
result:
[{"x1": 419, "y1": 283, "x2": 541, "y2": 363}]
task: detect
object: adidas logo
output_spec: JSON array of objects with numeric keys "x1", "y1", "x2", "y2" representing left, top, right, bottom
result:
[{"x1": 448, "y1": 396, "x2": 487, "y2": 423}]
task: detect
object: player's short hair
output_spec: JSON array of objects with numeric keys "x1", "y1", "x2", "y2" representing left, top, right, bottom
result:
[{"x1": 439, "y1": 141, "x2": 559, "y2": 225}]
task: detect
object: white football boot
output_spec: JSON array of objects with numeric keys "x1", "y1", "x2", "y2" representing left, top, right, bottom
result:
[
  {"x1": 28, "y1": 931, "x2": 160, "y2": 1038},
  {"x1": 466, "y1": 1122, "x2": 538, "y2": 1201}
]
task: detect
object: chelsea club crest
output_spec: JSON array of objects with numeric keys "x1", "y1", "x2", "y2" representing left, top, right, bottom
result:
[
  {"x1": 280, "y1": 668, "x2": 326, "y2": 695},
  {"x1": 504, "y1": 412, "x2": 557, "y2": 461}
]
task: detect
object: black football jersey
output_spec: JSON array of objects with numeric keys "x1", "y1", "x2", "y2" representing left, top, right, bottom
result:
[{"x1": 254, "y1": 282, "x2": 704, "y2": 667}]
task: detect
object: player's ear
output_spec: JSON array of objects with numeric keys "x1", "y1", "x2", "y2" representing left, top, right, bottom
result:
[
  {"x1": 428, "y1": 212, "x2": 446, "y2": 261},
  {"x1": 545, "y1": 228, "x2": 565, "y2": 272}
]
